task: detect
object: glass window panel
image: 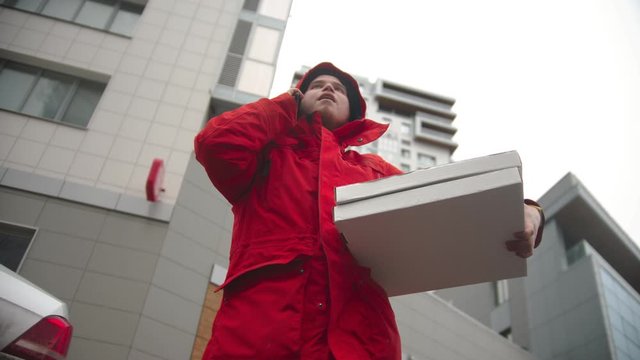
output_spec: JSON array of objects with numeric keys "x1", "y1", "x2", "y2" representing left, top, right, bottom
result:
[
  {"x1": 109, "y1": 3, "x2": 142, "y2": 36},
  {"x1": 248, "y1": 26, "x2": 280, "y2": 63},
  {"x1": 257, "y1": 0, "x2": 291, "y2": 20},
  {"x1": 0, "y1": 62, "x2": 38, "y2": 112},
  {"x1": 236, "y1": 60, "x2": 274, "y2": 96},
  {"x1": 0, "y1": 222, "x2": 36, "y2": 273},
  {"x1": 22, "y1": 72, "x2": 73, "y2": 120},
  {"x1": 62, "y1": 80, "x2": 105, "y2": 127},
  {"x1": 229, "y1": 20, "x2": 252, "y2": 55},
  {"x1": 218, "y1": 54, "x2": 242, "y2": 86},
  {"x1": 41, "y1": 0, "x2": 84, "y2": 21},
  {"x1": 3, "y1": 0, "x2": 44, "y2": 11},
  {"x1": 417, "y1": 153, "x2": 436, "y2": 168},
  {"x1": 75, "y1": 0, "x2": 116, "y2": 30},
  {"x1": 243, "y1": 0, "x2": 259, "y2": 11}
]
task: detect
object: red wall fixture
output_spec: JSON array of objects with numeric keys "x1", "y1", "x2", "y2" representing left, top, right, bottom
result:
[{"x1": 146, "y1": 158, "x2": 165, "y2": 202}]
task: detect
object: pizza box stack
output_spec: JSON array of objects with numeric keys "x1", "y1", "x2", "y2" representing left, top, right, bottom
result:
[{"x1": 334, "y1": 151, "x2": 526, "y2": 297}]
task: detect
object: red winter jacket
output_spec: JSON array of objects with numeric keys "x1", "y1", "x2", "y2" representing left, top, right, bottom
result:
[{"x1": 195, "y1": 65, "x2": 403, "y2": 359}]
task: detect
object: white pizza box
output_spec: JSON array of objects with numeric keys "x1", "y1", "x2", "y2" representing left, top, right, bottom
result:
[
  {"x1": 336, "y1": 151, "x2": 522, "y2": 205},
  {"x1": 334, "y1": 167, "x2": 525, "y2": 297}
]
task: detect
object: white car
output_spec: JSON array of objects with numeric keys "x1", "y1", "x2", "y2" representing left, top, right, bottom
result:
[{"x1": 0, "y1": 264, "x2": 73, "y2": 360}]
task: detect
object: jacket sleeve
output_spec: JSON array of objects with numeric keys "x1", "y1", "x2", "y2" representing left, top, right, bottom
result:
[
  {"x1": 194, "y1": 93, "x2": 298, "y2": 204},
  {"x1": 359, "y1": 153, "x2": 405, "y2": 178},
  {"x1": 382, "y1": 160, "x2": 404, "y2": 177}
]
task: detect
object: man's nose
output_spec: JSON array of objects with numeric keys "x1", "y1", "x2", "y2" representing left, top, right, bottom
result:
[{"x1": 321, "y1": 83, "x2": 335, "y2": 92}]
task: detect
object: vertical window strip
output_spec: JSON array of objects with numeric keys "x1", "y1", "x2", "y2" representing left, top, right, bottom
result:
[
  {"x1": 218, "y1": 54, "x2": 242, "y2": 87},
  {"x1": 228, "y1": 20, "x2": 252, "y2": 56},
  {"x1": 218, "y1": 20, "x2": 252, "y2": 87}
]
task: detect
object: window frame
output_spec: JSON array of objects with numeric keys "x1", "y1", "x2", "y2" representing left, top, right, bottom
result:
[
  {"x1": 400, "y1": 122, "x2": 412, "y2": 136},
  {"x1": 0, "y1": 58, "x2": 106, "y2": 128},
  {"x1": 0, "y1": 0, "x2": 144, "y2": 37},
  {"x1": 417, "y1": 152, "x2": 436, "y2": 168}
]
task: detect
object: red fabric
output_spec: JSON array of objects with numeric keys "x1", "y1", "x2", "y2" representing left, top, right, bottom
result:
[
  {"x1": 201, "y1": 248, "x2": 336, "y2": 359},
  {"x1": 195, "y1": 63, "x2": 403, "y2": 360}
]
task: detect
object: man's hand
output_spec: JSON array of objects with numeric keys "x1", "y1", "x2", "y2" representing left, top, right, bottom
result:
[{"x1": 506, "y1": 204, "x2": 542, "y2": 258}]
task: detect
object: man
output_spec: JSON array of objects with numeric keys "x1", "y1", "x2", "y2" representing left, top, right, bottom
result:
[{"x1": 195, "y1": 62, "x2": 543, "y2": 359}]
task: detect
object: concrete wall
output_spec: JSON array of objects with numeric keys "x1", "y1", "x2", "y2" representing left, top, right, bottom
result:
[
  {"x1": 391, "y1": 292, "x2": 537, "y2": 360},
  {"x1": 0, "y1": 0, "x2": 242, "y2": 204},
  {"x1": 434, "y1": 273, "x2": 532, "y2": 351},
  {"x1": 128, "y1": 155, "x2": 233, "y2": 359},
  {"x1": 0, "y1": 155, "x2": 233, "y2": 359},
  {"x1": 524, "y1": 220, "x2": 612, "y2": 360},
  {"x1": 435, "y1": 282, "x2": 495, "y2": 327},
  {"x1": 0, "y1": 184, "x2": 168, "y2": 359}
]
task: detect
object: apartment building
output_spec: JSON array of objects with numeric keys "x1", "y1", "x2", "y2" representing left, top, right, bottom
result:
[{"x1": 437, "y1": 173, "x2": 640, "y2": 360}]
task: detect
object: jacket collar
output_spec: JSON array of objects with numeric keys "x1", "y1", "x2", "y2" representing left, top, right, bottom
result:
[{"x1": 332, "y1": 119, "x2": 389, "y2": 147}]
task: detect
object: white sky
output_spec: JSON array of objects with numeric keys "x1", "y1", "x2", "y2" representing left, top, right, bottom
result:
[{"x1": 270, "y1": 0, "x2": 640, "y2": 247}]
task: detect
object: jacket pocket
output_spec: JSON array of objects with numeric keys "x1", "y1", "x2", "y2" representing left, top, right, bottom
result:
[
  {"x1": 207, "y1": 263, "x2": 306, "y2": 359},
  {"x1": 337, "y1": 278, "x2": 401, "y2": 360}
]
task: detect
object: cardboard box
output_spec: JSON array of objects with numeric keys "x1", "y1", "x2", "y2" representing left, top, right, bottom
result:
[
  {"x1": 336, "y1": 151, "x2": 522, "y2": 205},
  {"x1": 334, "y1": 153, "x2": 526, "y2": 297}
]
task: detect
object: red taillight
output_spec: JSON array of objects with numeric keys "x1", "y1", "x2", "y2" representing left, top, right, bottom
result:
[{"x1": 2, "y1": 315, "x2": 73, "y2": 360}]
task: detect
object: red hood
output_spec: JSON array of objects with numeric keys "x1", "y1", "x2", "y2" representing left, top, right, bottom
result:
[{"x1": 295, "y1": 62, "x2": 367, "y2": 122}]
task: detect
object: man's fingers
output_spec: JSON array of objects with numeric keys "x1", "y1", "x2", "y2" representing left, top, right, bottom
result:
[
  {"x1": 516, "y1": 250, "x2": 533, "y2": 258},
  {"x1": 506, "y1": 239, "x2": 532, "y2": 253},
  {"x1": 287, "y1": 88, "x2": 303, "y2": 101},
  {"x1": 506, "y1": 240, "x2": 533, "y2": 258}
]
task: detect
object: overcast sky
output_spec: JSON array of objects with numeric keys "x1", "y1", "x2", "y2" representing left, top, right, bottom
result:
[{"x1": 270, "y1": 0, "x2": 640, "y2": 247}]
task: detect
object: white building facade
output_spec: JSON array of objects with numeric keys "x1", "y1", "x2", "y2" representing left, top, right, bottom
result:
[{"x1": 0, "y1": 1, "x2": 292, "y2": 358}]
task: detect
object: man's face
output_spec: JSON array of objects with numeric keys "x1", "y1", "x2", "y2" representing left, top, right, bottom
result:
[{"x1": 300, "y1": 75, "x2": 350, "y2": 130}]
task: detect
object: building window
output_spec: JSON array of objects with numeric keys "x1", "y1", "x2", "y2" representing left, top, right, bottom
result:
[
  {"x1": 419, "y1": 121, "x2": 453, "y2": 140},
  {"x1": 401, "y1": 149, "x2": 410, "y2": 159},
  {"x1": 417, "y1": 153, "x2": 436, "y2": 168},
  {"x1": 0, "y1": 221, "x2": 37, "y2": 273},
  {"x1": 0, "y1": 59, "x2": 106, "y2": 128},
  {"x1": 400, "y1": 163, "x2": 410, "y2": 172},
  {"x1": 494, "y1": 280, "x2": 509, "y2": 305},
  {"x1": 499, "y1": 327, "x2": 512, "y2": 340},
  {"x1": 256, "y1": 0, "x2": 291, "y2": 20},
  {"x1": 0, "y1": 0, "x2": 144, "y2": 37},
  {"x1": 400, "y1": 122, "x2": 412, "y2": 136},
  {"x1": 377, "y1": 103, "x2": 413, "y2": 118},
  {"x1": 243, "y1": 0, "x2": 259, "y2": 11}
]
